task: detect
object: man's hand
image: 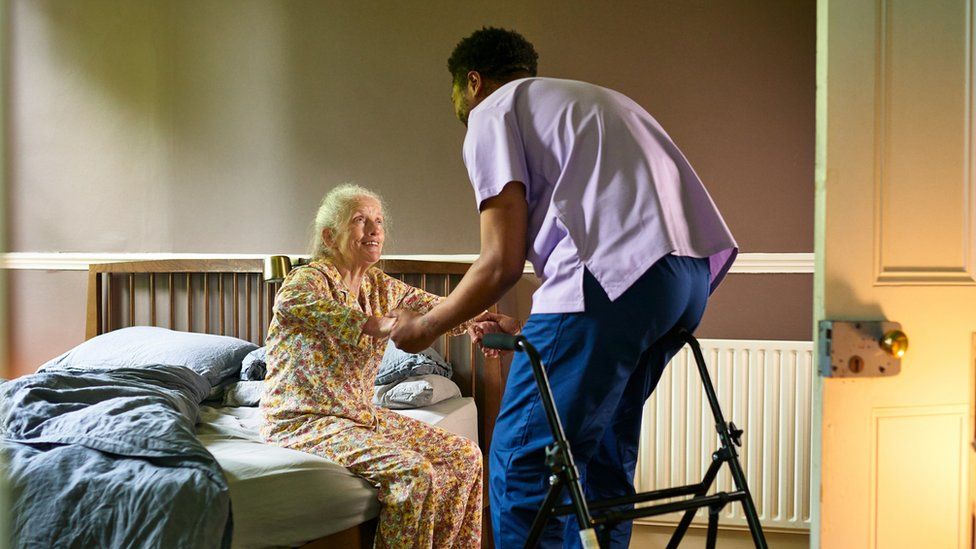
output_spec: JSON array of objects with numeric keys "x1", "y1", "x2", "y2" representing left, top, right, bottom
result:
[
  {"x1": 362, "y1": 315, "x2": 396, "y2": 338},
  {"x1": 467, "y1": 311, "x2": 520, "y2": 358},
  {"x1": 388, "y1": 309, "x2": 437, "y2": 353},
  {"x1": 473, "y1": 311, "x2": 520, "y2": 334}
]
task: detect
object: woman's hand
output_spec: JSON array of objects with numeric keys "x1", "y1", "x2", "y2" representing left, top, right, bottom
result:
[
  {"x1": 362, "y1": 315, "x2": 396, "y2": 338},
  {"x1": 467, "y1": 312, "x2": 521, "y2": 358}
]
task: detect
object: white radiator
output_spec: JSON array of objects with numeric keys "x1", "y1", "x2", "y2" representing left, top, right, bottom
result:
[{"x1": 634, "y1": 339, "x2": 814, "y2": 532}]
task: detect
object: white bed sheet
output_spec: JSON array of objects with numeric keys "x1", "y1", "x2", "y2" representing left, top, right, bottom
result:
[{"x1": 197, "y1": 397, "x2": 478, "y2": 548}]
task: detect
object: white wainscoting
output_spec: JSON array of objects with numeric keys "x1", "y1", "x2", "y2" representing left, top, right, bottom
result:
[{"x1": 635, "y1": 338, "x2": 814, "y2": 533}]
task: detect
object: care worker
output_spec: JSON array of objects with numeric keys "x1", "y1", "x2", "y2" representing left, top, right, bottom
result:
[{"x1": 390, "y1": 27, "x2": 737, "y2": 548}]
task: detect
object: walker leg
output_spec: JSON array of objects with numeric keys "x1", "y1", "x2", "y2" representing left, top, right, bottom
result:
[
  {"x1": 667, "y1": 453, "x2": 724, "y2": 549},
  {"x1": 705, "y1": 504, "x2": 721, "y2": 549},
  {"x1": 526, "y1": 477, "x2": 565, "y2": 548}
]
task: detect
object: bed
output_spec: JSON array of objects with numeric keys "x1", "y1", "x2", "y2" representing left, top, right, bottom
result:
[{"x1": 76, "y1": 257, "x2": 505, "y2": 548}]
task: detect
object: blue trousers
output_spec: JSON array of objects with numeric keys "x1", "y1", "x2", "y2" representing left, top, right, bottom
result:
[{"x1": 489, "y1": 254, "x2": 710, "y2": 548}]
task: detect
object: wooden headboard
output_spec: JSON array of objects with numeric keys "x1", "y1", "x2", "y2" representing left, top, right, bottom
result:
[{"x1": 85, "y1": 258, "x2": 505, "y2": 450}]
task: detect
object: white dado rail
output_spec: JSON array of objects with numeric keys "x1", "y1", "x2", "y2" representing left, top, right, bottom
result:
[{"x1": 0, "y1": 252, "x2": 814, "y2": 274}]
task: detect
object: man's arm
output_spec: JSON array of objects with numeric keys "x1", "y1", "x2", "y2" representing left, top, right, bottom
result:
[{"x1": 389, "y1": 181, "x2": 527, "y2": 352}]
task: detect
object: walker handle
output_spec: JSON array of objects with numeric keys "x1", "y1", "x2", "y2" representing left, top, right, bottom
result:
[{"x1": 482, "y1": 333, "x2": 522, "y2": 351}]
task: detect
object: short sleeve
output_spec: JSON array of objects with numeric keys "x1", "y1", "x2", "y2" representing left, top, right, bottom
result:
[{"x1": 463, "y1": 105, "x2": 530, "y2": 210}]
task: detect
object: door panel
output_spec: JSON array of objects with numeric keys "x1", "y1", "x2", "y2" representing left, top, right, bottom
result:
[
  {"x1": 871, "y1": 406, "x2": 966, "y2": 548},
  {"x1": 875, "y1": 0, "x2": 975, "y2": 282}
]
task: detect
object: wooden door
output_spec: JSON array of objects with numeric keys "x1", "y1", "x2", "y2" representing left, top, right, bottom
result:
[{"x1": 815, "y1": 0, "x2": 975, "y2": 547}]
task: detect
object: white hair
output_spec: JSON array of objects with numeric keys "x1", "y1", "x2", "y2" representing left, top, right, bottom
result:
[{"x1": 309, "y1": 183, "x2": 387, "y2": 260}]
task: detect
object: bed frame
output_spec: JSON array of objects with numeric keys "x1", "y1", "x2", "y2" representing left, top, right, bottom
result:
[{"x1": 86, "y1": 258, "x2": 504, "y2": 548}]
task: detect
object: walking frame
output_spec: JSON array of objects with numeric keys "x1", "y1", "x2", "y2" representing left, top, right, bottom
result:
[{"x1": 482, "y1": 329, "x2": 769, "y2": 549}]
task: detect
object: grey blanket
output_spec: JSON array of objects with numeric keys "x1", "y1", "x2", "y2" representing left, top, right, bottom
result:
[{"x1": 0, "y1": 365, "x2": 232, "y2": 549}]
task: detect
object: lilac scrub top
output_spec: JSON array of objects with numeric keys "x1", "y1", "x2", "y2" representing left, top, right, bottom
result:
[{"x1": 463, "y1": 77, "x2": 737, "y2": 314}]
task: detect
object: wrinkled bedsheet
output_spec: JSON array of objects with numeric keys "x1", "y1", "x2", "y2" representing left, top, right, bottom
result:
[{"x1": 0, "y1": 365, "x2": 232, "y2": 548}]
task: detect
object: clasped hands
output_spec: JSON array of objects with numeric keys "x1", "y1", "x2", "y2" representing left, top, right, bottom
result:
[{"x1": 362, "y1": 310, "x2": 520, "y2": 357}]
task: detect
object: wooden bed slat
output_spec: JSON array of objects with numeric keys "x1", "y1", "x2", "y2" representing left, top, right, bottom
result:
[
  {"x1": 149, "y1": 273, "x2": 156, "y2": 327},
  {"x1": 245, "y1": 274, "x2": 252, "y2": 342},
  {"x1": 187, "y1": 274, "x2": 192, "y2": 332},
  {"x1": 219, "y1": 274, "x2": 225, "y2": 336},
  {"x1": 169, "y1": 273, "x2": 175, "y2": 329},
  {"x1": 106, "y1": 273, "x2": 113, "y2": 332},
  {"x1": 129, "y1": 274, "x2": 135, "y2": 327},
  {"x1": 204, "y1": 274, "x2": 211, "y2": 334},
  {"x1": 267, "y1": 282, "x2": 276, "y2": 332},
  {"x1": 233, "y1": 274, "x2": 240, "y2": 338},
  {"x1": 258, "y1": 277, "x2": 264, "y2": 344}
]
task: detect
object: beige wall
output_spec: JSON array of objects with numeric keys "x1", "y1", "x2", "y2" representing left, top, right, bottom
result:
[{"x1": 4, "y1": 0, "x2": 815, "y2": 376}]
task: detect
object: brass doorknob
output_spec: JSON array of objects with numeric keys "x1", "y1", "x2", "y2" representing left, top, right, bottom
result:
[{"x1": 880, "y1": 330, "x2": 909, "y2": 358}]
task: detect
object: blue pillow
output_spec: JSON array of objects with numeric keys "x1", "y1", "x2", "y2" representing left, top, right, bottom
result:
[
  {"x1": 240, "y1": 347, "x2": 267, "y2": 381},
  {"x1": 373, "y1": 374, "x2": 462, "y2": 409},
  {"x1": 375, "y1": 340, "x2": 452, "y2": 386},
  {"x1": 40, "y1": 326, "x2": 258, "y2": 388}
]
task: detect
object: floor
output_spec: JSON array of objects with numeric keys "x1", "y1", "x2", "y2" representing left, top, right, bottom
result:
[{"x1": 630, "y1": 523, "x2": 809, "y2": 548}]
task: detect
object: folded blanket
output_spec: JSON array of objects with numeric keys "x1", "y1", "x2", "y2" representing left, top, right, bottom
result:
[
  {"x1": 375, "y1": 340, "x2": 452, "y2": 386},
  {"x1": 218, "y1": 375, "x2": 463, "y2": 410},
  {"x1": 240, "y1": 342, "x2": 454, "y2": 387},
  {"x1": 0, "y1": 365, "x2": 232, "y2": 549}
]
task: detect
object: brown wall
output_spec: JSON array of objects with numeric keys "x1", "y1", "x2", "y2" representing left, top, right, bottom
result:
[{"x1": 4, "y1": 0, "x2": 815, "y2": 376}]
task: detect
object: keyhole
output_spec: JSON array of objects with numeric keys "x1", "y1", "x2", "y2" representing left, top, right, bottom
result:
[{"x1": 848, "y1": 355, "x2": 864, "y2": 373}]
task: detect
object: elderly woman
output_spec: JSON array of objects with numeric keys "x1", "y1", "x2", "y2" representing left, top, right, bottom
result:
[{"x1": 260, "y1": 184, "x2": 483, "y2": 548}]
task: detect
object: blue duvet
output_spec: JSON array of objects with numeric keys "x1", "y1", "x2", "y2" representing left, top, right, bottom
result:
[{"x1": 0, "y1": 365, "x2": 231, "y2": 548}]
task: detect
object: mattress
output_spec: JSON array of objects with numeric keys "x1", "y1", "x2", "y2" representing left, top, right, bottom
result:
[
  {"x1": 197, "y1": 397, "x2": 478, "y2": 548},
  {"x1": 395, "y1": 395, "x2": 479, "y2": 446}
]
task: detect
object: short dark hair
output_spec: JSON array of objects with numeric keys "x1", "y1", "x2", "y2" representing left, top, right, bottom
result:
[{"x1": 447, "y1": 27, "x2": 538, "y2": 87}]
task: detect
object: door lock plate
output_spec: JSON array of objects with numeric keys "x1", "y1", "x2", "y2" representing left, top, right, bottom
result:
[{"x1": 818, "y1": 320, "x2": 904, "y2": 378}]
